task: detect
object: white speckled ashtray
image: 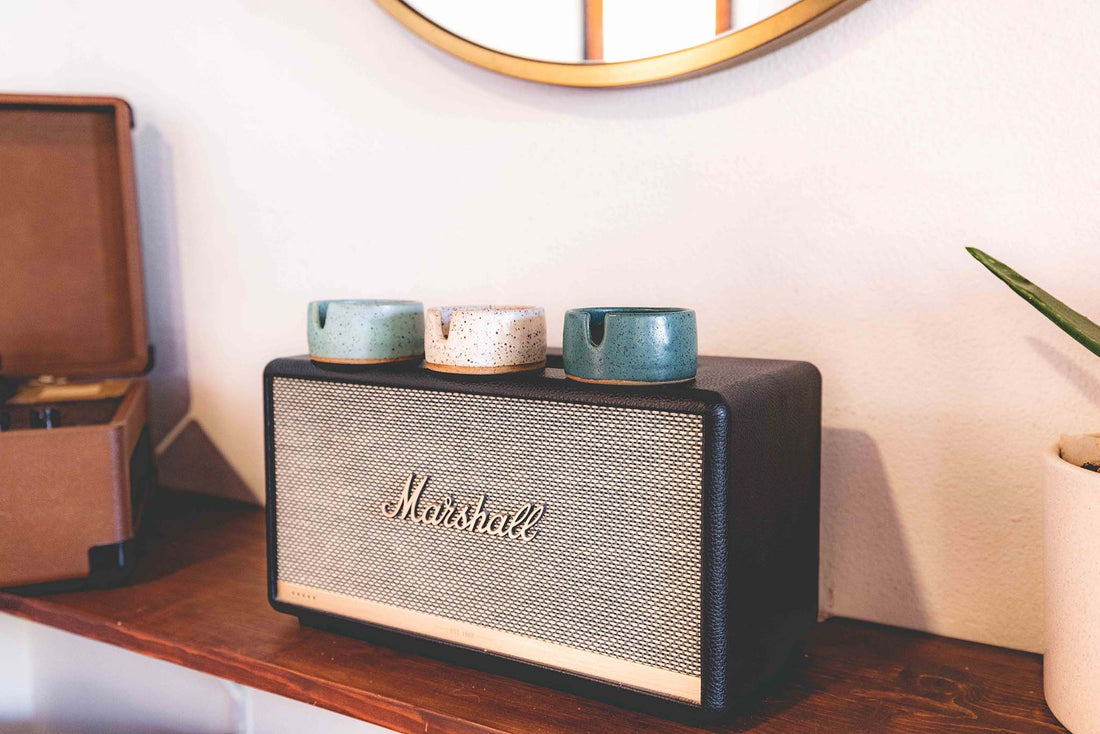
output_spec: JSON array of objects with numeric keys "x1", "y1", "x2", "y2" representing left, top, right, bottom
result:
[{"x1": 425, "y1": 306, "x2": 546, "y2": 375}]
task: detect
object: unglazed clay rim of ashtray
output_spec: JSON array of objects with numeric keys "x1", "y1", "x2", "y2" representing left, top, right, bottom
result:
[
  {"x1": 425, "y1": 305, "x2": 547, "y2": 374},
  {"x1": 308, "y1": 299, "x2": 425, "y2": 365},
  {"x1": 562, "y1": 307, "x2": 698, "y2": 385}
]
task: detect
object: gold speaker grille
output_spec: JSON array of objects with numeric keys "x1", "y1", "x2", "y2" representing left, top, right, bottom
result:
[{"x1": 271, "y1": 377, "x2": 704, "y2": 682}]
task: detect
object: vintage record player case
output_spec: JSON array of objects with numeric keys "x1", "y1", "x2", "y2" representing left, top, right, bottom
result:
[
  {"x1": 264, "y1": 354, "x2": 821, "y2": 719},
  {"x1": 0, "y1": 94, "x2": 156, "y2": 590}
]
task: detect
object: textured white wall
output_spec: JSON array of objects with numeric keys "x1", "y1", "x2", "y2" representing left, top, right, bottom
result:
[{"x1": 3, "y1": 0, "x2": 1100, "y2": 655}]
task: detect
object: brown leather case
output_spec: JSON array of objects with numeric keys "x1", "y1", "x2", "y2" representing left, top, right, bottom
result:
[{"x1": 0, "y1": 94, "x2": 153, "y2": 588}]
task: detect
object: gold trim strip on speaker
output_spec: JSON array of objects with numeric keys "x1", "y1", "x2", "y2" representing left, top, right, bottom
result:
[{"x1": 276, "y1": 581, "x2": 702, "y2": 704}]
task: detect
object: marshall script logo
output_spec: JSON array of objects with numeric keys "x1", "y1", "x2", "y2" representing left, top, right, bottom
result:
[{"x1": 381, "y1": 473, "x2": 545, "y2": 543}]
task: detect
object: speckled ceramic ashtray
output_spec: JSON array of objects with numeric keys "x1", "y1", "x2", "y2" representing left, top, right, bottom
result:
[
  {"x1": 562, "y1": 307, "x2": 698, "y2": 385},
  {"x1": 307, "y1": 299, "x2": 424, "y2": 365},
  {"x1": 425, "y1": 305, "x2": 546, "y2": 375}
]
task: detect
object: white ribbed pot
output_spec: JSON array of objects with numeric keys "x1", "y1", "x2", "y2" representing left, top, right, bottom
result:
[{"x1": 1045, "y1": 442, "x2": 1100, "y2": 733}]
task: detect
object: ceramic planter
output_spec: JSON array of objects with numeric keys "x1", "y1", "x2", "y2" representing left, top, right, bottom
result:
[
  {"x1": 425, "y1": 306, "x2": 546, "y2": 374},
  {"x1": 562, "y1": 307, "x2": 697, "y2": 385},
  {"x1": 307, "y1": 300, "x2": 424, "y2": 365},
  {"x1": 1044, "y1": 440, "x2": 1100, "y2": 733}
]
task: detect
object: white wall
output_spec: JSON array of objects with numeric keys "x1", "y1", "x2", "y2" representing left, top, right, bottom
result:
[
  {"x1": 0, "y1": 617, "x2": 385, "y2": 733},
  {"x1": 0, "y1": 614, "x2": 33, "y2": 731},
  {"x1": 3, "y1": 0, "x2": 1100, "y2": 656}
]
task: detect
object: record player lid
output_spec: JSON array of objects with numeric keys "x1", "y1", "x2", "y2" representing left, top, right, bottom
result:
[{"x1": 0, "y1": 94, "x2": 149, "y2": 379}]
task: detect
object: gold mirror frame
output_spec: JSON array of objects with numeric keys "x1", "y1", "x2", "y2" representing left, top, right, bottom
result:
[{"x1": 374, "y1": 0, "x2": 854, "y2": 88}]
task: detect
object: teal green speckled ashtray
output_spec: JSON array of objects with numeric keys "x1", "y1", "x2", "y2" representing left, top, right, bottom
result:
[
  {"x1": 307, "y1": 300, "x2": 424, "y2": 365},
  {"x1": 562, "y1": 307, "x2": 698, "y2": 385}
]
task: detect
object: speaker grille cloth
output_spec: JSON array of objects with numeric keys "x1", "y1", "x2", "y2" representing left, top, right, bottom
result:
[{"x1": 272, "y1": 377, "x2": 704, "y2": 676}]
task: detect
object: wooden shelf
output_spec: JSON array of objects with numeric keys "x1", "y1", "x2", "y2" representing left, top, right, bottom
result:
[{"x1": 0, "y1": 490, "x2": 1065, "y2": 733}]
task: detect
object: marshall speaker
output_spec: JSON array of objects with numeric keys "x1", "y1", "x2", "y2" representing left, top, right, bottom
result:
[{"x1": 264, "y1": 354, "x2": 820, "y2": 719}]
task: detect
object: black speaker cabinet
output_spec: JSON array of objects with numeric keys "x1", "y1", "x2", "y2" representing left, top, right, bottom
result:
[{"x1": 264, "y1": 354, "x2": 820, "y2": 720}]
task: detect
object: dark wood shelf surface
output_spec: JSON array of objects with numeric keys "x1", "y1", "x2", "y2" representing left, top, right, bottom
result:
[{"x1": 0, "y1": 491, "x2": 1065, "y2": 733}]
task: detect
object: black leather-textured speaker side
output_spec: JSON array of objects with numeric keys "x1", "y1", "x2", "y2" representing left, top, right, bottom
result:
[
  {"x1": 718, "y1": 360, "x2": 822, "y2": 705},
  {"x1": 700, "y1": 401, "x2": 729, "y2": 713}
]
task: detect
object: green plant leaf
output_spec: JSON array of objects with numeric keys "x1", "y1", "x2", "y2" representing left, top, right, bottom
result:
[{"x1": 967, "y1": 247, "x2": 1100, "y2": 359}]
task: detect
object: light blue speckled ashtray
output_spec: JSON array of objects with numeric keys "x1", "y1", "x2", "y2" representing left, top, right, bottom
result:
[
  {"x1": 307, "y1": 300, "x2": 424, "y2": 365},
  {"x1": 562, "y1": 307, "x2": 697, "y2": 385}
]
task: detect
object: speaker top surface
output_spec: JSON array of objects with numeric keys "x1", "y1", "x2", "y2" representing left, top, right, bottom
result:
[{"x1": 264, "y1": 354, "x2": 819, "y2": 417}]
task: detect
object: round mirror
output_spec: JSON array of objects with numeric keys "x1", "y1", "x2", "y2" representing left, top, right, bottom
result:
[{"x1": 374, "y1": 0, "x2": 852, "y2": 87}]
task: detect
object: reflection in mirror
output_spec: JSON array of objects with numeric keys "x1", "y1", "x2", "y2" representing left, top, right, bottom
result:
[{"x1": 407, "y1": 0, "x2": 804, "y2": 64}]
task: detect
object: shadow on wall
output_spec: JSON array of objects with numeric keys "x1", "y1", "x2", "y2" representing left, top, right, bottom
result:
[
  {"x1": 156, "y1": 420, "x2": 255, "y2": 504},
  {"x1": 134, "y1": 124, "x2": 189, "y2": 447},
  {"x1": 1029, "y1": 337, "x2": 1100, "y2": 412},
  {"x1": 134, "y1": 125, "x2": 251, "y2": 504},
  {"x1": 820, "y1": 427, "x2": 926, "y2": 630}
]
